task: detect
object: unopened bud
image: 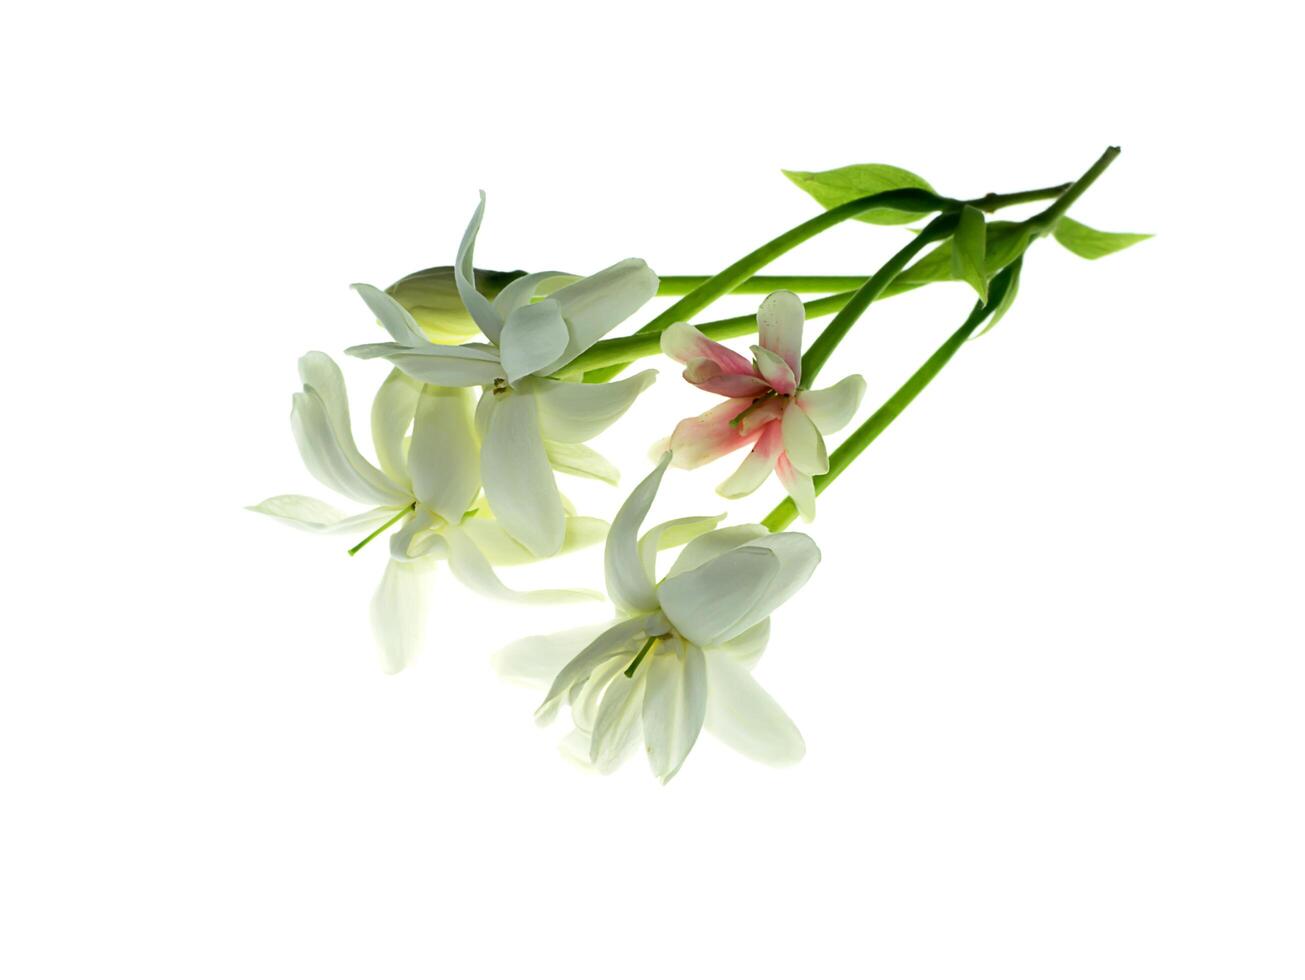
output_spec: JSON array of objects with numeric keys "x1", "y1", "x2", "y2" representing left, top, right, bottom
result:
[{"x1": 385, "y1": 266, "x2": 526, "y2": 344}]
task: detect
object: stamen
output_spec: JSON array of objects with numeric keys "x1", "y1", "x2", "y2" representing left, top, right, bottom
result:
[
  {"x1": 729, "y1": 392, "x2": 775, "y2": 428},
  {"x1": 624, "y1": 635, "x2": 658, "y2": 677},
  {"x1": 347, "y1": 503, "x2": 415, "y2": 556}
]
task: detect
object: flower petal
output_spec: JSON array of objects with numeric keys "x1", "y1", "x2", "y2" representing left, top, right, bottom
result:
[
  {"x1": 346, "y1": 341, "x2": 504, "y2": 387},
  {"x1": 716, "y1": 532, "x2": 821, "y2": 642},
  {"x1": 291, "y1": 385, "x2": 408, "y2": 506},
  {"x1": 757, "y1": 290, "x2": 805, "y2": 380},
  {"x1": 407, "y1": 385, "x2": 480, "y2": 523},
  {"x1": 371, "y1": 556, "x2": 437, "y2": 674},
  {"x1": 454, "y1": 192, "x2": 506, "y2": 343},
  {"x1": 543, "y1": 441, "x2": 620, "y2": 485},
  {"x1": 298, "y1": 353, "x2": 404, "y2": 497},
  {"x1": 604, "y1": 454, "x2": 670, "y2": 614},
  {"x1": 533, "y1": 370, "x2": 657, "y2": 443},
  {"x1": 716, "y1": 420, "x2": 783, "y2": 498},
  {"x1": 642, "y1": 640, "x2": 708, "y2": 783},
  {"x1": 590, "y1": 669, "x2": 648, "y2": 770},
  {"x1": 704, "y1": 653, "x2": 805, "y2": 766},
  {"x1": 777, "y1": 453, "x2": 817, "y2": 522},
  {"x1": 667, "y1": 398, "x2": 762, "y2": 469},
  {"x1": 458, "y1": 514, "x2": 607, "y2": 566},
  {"x1": 352, "y1": 283, "x2": 428, "y2": 347},
  {"x1": 660, "y1": 321, "x2": 756, "y2": 376},
  {"x1": 751, "y1": 345, "x2": 797, "y2": 395},
  {"x1": 444, "y1": 528, "x2": 601, "y2": 604},
  {"x1": 796, "y1": 375, "x2": 867, "y2": 433},
  {"x1": 371, "y1": 369, "x2": 422, "y2": 485},
  {"x1": 683, "y1": 359, "x2": 771, "y2": 398},
  {"x1": 666, "y1": 524, "x2": 769, "y2": 577},
  {"x1": 637, "y1": 514, "x2": 725, "y2": 585},
  {"x1": 536, "y1": 614, "x2": 664, "y2": 724},
  {"x1": 544, "y1": 258, "x2": 659, "y2": 369},
  {"x1": 480, "y1": 390, "x2": 566, "y2": 557},
  {"x1": 780, "y1": 402, "x2": 830, "y2": 476},
  {"x1": 491, "y1": 270, "x2": 573, "y2": 319},
  {"x1": 710, "y1": 618, "x2": 770, "y2": 669},
  {"x1": 493, "y1": 621, "x2": 617, "y2": 686},
  {"x1": 499, "y1": 298, "x2": 571, "y2": 384},
  {"x1": 657, "y1": 546, "x2": 779, "y2": 647},
  {"x1": 247, "y1": 496, "x2": 396, "y2": 534}
]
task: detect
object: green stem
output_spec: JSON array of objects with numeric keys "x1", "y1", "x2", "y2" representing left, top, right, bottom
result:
[
  {"x1": 624, "y1": 635, "x2": 657, "y2": 677},
  {"x1": 347, "y1": 503, "x2": 414, "y2": 556},
  {"x1": 1026, "y1": 147, "x2": 1120, "y2": 234},
  {"x1": 657, "y1": 275, "x2": 871, "y2": 296},
  {"x1": 564, "y1": 291, "x2": 856, "y2": 376},
  {"x1": 799, "y1": 214, "x2": 958, "y2": 386},
  {"x1": 762, "y1": 263, "x2": 1021, "y2": 533}
]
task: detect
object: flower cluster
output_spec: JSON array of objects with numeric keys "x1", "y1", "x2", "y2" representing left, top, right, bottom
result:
[{"x1": 253, "y1": 150, "x2": 1142, "y2": 780}]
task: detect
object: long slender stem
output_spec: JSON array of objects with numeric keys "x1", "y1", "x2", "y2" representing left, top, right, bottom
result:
[
  {"x1": 656, "y1": 275, "x2": 870, "y2": 296},
  {"x1": 761, "y1": 263, "x2": 1020, "y2": 533},
  {"x1": 799, "y1": 214, "x2": 958, "y2": 386},
  {"x1": 347, "y1": 504, "x2": 414, "y2": 556},
  {"x1": 564, "y1": 292, "x2": 857, "y2": 375}
]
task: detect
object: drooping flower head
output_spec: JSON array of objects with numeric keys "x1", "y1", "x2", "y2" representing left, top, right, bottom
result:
[
  {"x1": 346, "y1": 194, "x2": 660, "y2": 557},
  {"x1": 500, "y1": 455, "x2": 820, "y2": 782},
  {"x1": 662, "y1": 291, "x2": 866, "y2": 520},
  {"x1": 249, "y1": 353, "x2": 604, "y2": 673}
]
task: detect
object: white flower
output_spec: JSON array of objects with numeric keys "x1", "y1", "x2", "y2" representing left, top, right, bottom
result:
[
  {"x1": 346, "y1": 194, "x2": 660, "y2": 557},
  {"x1": 498, "y1": 454, "x2": 819, "y2": 782},
  {"x1": 250, "y1": 353, "x2": 605, "y2": 674}
]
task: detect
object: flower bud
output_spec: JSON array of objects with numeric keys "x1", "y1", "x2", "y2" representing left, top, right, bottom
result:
[{"x1": 385, "y1": 266, "x2": 526, "y2": 344}]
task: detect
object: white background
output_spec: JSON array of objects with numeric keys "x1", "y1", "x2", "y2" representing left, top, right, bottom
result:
[{"x1": 3, "y1": 1, "x2": 1302, "y2": 976}]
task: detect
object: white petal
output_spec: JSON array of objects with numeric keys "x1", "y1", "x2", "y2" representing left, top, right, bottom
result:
[
  {"x1": 704, "y1": 653, "x2": 805, "y2": 766},
  {"x1": 751, "y1": 345, "x2": 797, "y2": 395},
  {"x1": 346, "y1": 342, "x2": 504, "y2": 388},
  {"x1": 642, "y1": 641, "x2": 708, "y2": 783},
  {"x1": 604, "y1": 454, "x2": 670, "y2": 615},
  {"x1": 480, "y1": 391, "x2": 566, "y2": 557},
  {"x1": 458, "y1": 514, "x2": 606, "y2": 566},
  {"x1": 544, "y1": 441, "x2": 620, "y2": 485},
  {"x1": 780, "y1": 403, "x2": 829, "y2": 476},
  {"x1": 713, "y1": 532, "x2": 821, "y2": 642},
  {"x1": 247, "y1": 496, "x2": 396, "y2": 534},
  {"x1": 756, "y1": 290, "x2": 805, "y2": 380},
  {"x1": 371, "y1": 557, "x2": 437, "y2": 674},
  {"x1": 536, "y1": 614, "x2": 662, "y2": 724},
  {"x1": 571, "y1": 657, "x2": 630, "y2": 735},
  {"x1": 444, "y1": 529, "x2": 602, "y2": 604},
  {"x1": 777, "y1": 454, "x2": 817, "y2": 522},
  {"x1": 371, "y1": 369, "x2": 422, "y2": 485},
  {"x1": 453, "y1": 191, "x2": 506, "y2": 343},
  {"x1": 352, "y1": 283, "x2": 428, "y2": 347},
  {"x1": 796, "y1": 375, "x2": 867, "y2": 433},
  {"x1": 657, "y1": 546, "x2": 779, "y2": 647},
  {"x1": 716, "y1": 421, "x2": 783, "y2": 498},
  {"x1": 493, "y1": 621, "x2": 617, "y2": 686},
  {"x1": 499, "y1": 298, "x2": 571, "y2": 383},
  {"x1": 591, "y1": 669, "x2": 648, "y2": 770},
  {"x1": 491, "y1": 270, "x2": 574, "y2": 319},
  {"x1": 532, "y1": 370, "x2": 657, "y2": 443},
  {"x1": 709, "y1": 618, "x2": 770, "y2": 669},
  {"x1": 543, "y1": 258, "x2": 659, "y2": 370},
  {"x1": 291, "y1": 387, "x2": 408, "y2": 506},
  {"x1": 637, "y1": 514, "x2": 725, "y2": 585},
  {"x1": 408, "y1": 385, "x2": 480, "y2": 523},
  {"x1": 666, "y1": 524, "x2": 769, "y2": 578},
  {"x1": 389, "y1": 509, "x2": 447, "y2": 561}
]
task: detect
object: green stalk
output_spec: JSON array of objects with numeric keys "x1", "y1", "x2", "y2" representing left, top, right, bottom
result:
[
  {"x1": 656, "y1": 275, "x2": 870, "y2": 296},
  {"x1": 347, "y1": 504, "x2": 414, "y2": 556},
  {"x1": 564, "y1": 291, "x2": 856, "y2": 376},
  {"x1": 761, "y1": 263, "x2": 1021, "y2": 533}
]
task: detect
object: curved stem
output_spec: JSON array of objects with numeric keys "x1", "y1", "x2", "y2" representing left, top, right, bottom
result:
[
  {"x1": 762, "y1": 263, "x2": 1020, "y2": 533},
  {"x1": 657, "y1": 275, "x2": 871, "y2": 296}
]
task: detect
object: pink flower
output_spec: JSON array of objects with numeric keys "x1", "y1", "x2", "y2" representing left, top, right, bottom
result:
[{"x1": 661, "y1": 291, "x2": 867, "y2": 520}]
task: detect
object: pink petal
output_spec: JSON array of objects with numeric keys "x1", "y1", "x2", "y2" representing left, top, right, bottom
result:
[
  {"x1": 751, "y1": 345, "x2": 797, "y2": 396},
  {"x1": 757, "y1": 290, "x2": 805, "y2": 381},
  {"x1": 684, "y1": 358, "x2": 771, "y2": 398},
  {"x1": 668, "y1": 398, "x2": 762, "y2": 469},
  {"x1": 716, "y1": 421, "x2": 784, "y2": 498},
  {"x1": 661, "y1": 322, "x2": 756, "y2": 376},
  {"x1": 776, "y1": 451, "x2": 817, "y2": 521}
]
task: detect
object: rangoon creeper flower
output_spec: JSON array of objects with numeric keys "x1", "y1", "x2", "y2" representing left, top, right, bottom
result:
[
  {"x1": 498, "y1": 455, "x2": 819, "y2": 783},
  {"x1": 662, "y1": 290, "x2": 867, "y2": 521},
  {"x1": 385, "y1": 266, "x2": 574, "y2": 345},
  {"x1": 346, "y1": 194, "x2": 660, "y2": 558},
  {"x1": 250, "y1": 353, "x2": 605, "y2": 673}
]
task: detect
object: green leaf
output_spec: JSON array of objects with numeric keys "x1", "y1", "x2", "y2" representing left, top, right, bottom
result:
[
  {"x1": 1052, "y1": 216, "x2": 1151, "y2": 259},
  {"x1": 974, "y1": 257, "x2": 1022, "y2": 339},
  {"x1": 881, "y1": 221, "x2": 1032, "y2": 299},
  {"x1": 950, "y1": 205, "x2": 988, "y2": 302},
  {"x1": 782, "y1": 163, "x2": 936, "y2": 225}
]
